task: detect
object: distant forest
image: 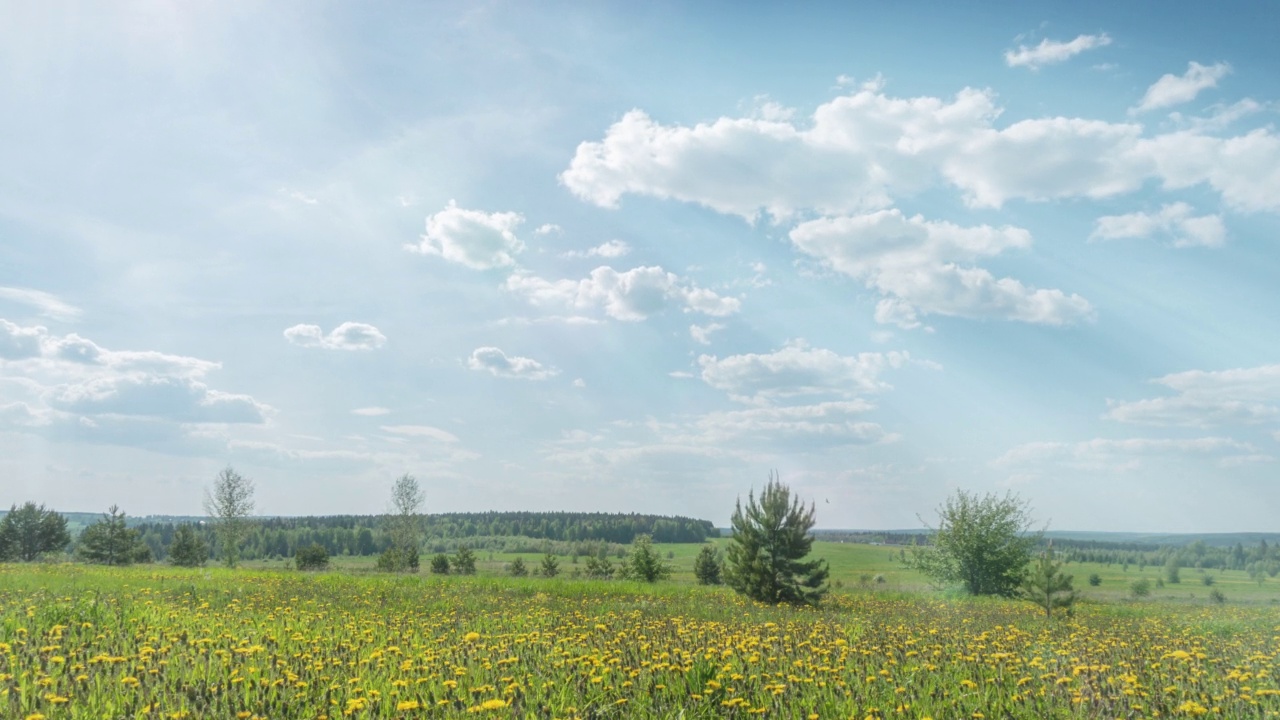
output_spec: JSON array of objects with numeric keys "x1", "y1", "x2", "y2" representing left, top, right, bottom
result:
[{"x1": 129, "y1": 511, "x2": 719, "y2": 562}]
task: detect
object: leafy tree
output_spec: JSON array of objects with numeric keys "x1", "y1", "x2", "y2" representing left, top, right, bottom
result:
[
  {"x1": 295, "y1": 543, "x2": 330, "y2": 571},
  {"x1": 452, "y1": 545, "x2": 477, "y2": 575},
  {"x1": 384, "y1": 474, "x2": 423, "y2": 572},
  {"x1": 693, "y1": 544, "x2": 723, "y2": 585},
  {"x1": 540, "y1": 553, "x2": 560, "y2": 578},
  {"x1": 0, "y1": 502, "x2": 71, "y2": 562},
  {"x1": 508, "y1": 557, "x2": 527, "y2": 577},
  {"x1": 429, "y1": 553, "x2": 451, "y2": 574},
  {"x1": 78, "y1": 505, "x2": 150, "y2": 566},
  {"x1": 1165, "y1": 557, "x2": 1181, "y2": 584},
  {"x1": 1019, "y1": 544, "x2": 1078, "y2": 618},
  {"x1": 906, "y1": 490, "x2": 1038, "y2": 597},
  {"x1": 619, "y1": 534, "x2": 671, "y2": 583},
  {"x1": 168, "y1": 525, "x2": 209, "y2": 567},
  {"x1": 584, "y1": 554, "x2": 614, "y2": 580},
  {"x1": 377, "y1": 547, "x2": 419, "y2": 572},
  {"x1": 204, "y1": 466, "x2": 255, "y2": 568},
  {"x1": 724, "y1": 474, "x2": 828, "y2": 605}
]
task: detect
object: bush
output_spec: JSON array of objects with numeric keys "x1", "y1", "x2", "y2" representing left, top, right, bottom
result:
[
  {"x1": 1130, "y1": 578, "x2": 1152, "y2": 598},
  {"x1": 584, "y1": 554, "x2": 614, "y2": 580},
  {"x1": 1165, "y1": 558, "x2": 1181, "y2": 584},
  {"x1": 1201, "y1": 574, "x2": 1215, "y2": 586},
  {"x1": 1209, "y1": 588, "x2": 1226, "y2": 604},
  {"x1": 1088, "y1": 573, "x2": 1102, "y2": 587},
  {"x1": 429, "y1": 553, "x2": 451, "y2": 575},
  {"x1": 295, "y1": 543, "x2": 329, "y2": 571},
  {"x1": 376, "y1": 547, "x2": 419, "y2": 573},
  {"x1": 508, "y1": 557, "x2": 528, "y2": 577}
]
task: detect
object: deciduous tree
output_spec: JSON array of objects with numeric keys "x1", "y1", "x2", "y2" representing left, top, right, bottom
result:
[
  {"x1": 906, "y1": 489, "x2": 1039, "y2": 597},
  {"x1": 204, "y1": 466, "x2": 255, "y2": 568}
]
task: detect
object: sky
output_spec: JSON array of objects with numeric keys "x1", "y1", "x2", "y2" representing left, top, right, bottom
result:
[{"x1": 2, "y1": 1, "x2": 1279, "y2": 532}]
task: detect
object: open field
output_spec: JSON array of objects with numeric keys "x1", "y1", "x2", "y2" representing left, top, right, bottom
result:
[
  {"x1": 243, "y1": 540, "x2": 1280, "y2": 605},
  {"x1": 3, "y1": 560, "x2": 1279, "y2": 719}
]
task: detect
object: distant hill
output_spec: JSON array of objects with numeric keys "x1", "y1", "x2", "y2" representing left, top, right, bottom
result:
[{"x1": 810, "y1": 528, "x2": 1280, "y2": 549}]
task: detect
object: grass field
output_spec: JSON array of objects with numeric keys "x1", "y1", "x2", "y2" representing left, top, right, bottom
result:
[
  {"x1": 246, "y1": 540, "x2": 1280, "y2": 605},
  {"x1": 5, "y1": 542, "x2": 1279, "y2": 719}
]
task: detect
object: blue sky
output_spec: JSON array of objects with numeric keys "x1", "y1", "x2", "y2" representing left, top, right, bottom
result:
[{"x1": 3, "y1": 1, "x2": 1279, "y2": 531}]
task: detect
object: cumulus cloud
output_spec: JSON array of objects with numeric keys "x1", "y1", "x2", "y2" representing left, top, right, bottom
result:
[
  {"x1": 698, "y1": 341, "x2": 909, "y2": 404},
  {"x1": 0, "y1": 287, "x2": 81, "y2": 321},
  {"x1": 466, "y1": 347, "x2": 559, "y2": 380},
  {"x1": 790, "y1": 210, "x2": 1094, "y2": 327},
  {"x1": 504, "y1": 265, "x2": 740, "y2": 321},
  {"x1": 0, "y1": 318, "x2": 270, "y2": 445},
  {"x1": 1091, "y1": 202, "x2": 1226, "y2": 248},
  {"x1": 561, "y1": 239, "x2": 631, "y2": 258},
  {"x1": 406, "y1": 200, "x2": 524, "y2": 269},
  {"x1": 1004, "y1": 33, "x2": 1112, "y2": 70},
  {"x1": 284, "y1": 322, "x2": 387, "y2": 350},
  {"x1": 563, "y1": 84, "x2": 1280, "y2": 220},
  {"x1": 533, "y1": 223, "x2": 562, "y2": 235},
  {"x1": 1105, "y1": 364, "x2": 1280, "y2": 427},
  {"x1": 1133, "y1": 61, "x2": 1231, "y2": 114}
]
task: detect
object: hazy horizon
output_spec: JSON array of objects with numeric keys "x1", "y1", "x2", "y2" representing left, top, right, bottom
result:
[{"x1": 3, "y1": 2, "x2": 1279, "y2": 533}]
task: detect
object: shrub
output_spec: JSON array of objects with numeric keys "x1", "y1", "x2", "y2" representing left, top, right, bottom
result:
[
  {"x1": 295, "y1": 543, "x2": 330, "y2": 571},
  {"x1": 376, "y1": 547, "x2": 419, "y2": 573},
  {"x1": 508, "y1": 557, "x2": 527, "y2": 577},
  {"x1": 584, "y1": 554, "x2": 614, "y2": 580},
  {"x1": 168, "y1": 525, "x2": 209, "y2": 567},
  {"x1": 1131, "y1": 578, "x2": 1152, "y2": 598},
  {"x1": 619, "y1": 535, "x2": 671, "y2": 583},
  {"x1": 1201, "y1": 574, "x2": 1215, "y2": 586},
  {"x1": 1088, "y1": 573, "x2": 1102, "y2": 587},
  {"x1": 1209, "y1": 588, "x2": 1226, "y2": 604},
  {"x1": 429, "y1": 553, "x2": 450, "y2": 575}
]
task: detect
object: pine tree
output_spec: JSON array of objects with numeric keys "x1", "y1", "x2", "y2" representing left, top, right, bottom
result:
[
  {"x1": 1020, "y1": 543, "x2": 1079, "y2": 618},
  {"x1": 168, "y1": 525, "x2": 209, "y2": 567},
  {"x1": 0, "y1": 502, "x2": 71, "y2": 562},
  {"x1": 78, "y1": 506, "x2": 150, "y2": 566},
  {"x1": 452, "y1": 545, "x2": 477, "y2": 575},
  {"x1": 508, "y1": 557, "x2": 528, "y2": 577},
  {"x1": 540, "y1": 553, "x2": 560, "y2": 578},
  {"x1": 724, "y1": 472, "x2": 829, "y2": 605},
  {"x1": 693, "y1": 544, "x2": 723, "y2": 585}
]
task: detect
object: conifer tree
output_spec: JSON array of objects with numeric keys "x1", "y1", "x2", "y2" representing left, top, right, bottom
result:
[
  {"x1": 1020, "y1": 543, "x2": 1079, "y2": 618},
  {"x1": 168, "y1": 525, "x2": 209, "y2": 567},
  {"x1": 724, "y1": 472, "x2": 829, "y2": 605}
]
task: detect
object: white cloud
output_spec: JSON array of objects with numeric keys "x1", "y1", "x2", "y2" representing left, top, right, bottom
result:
[
  {"x1": 572, "y1": 378, "x2": 586, "y2": 388},
  {"x1": 352, "y1": 406, "x2": 390, "y2": 416},
  {"x1": 562, "y1": 239, "x2": 631, "y2": 259},
  {"x1": 406, "y1": 200, "x2": 525, "y2": 269},
  {"x1": 564, "y1": 85, "x2": 1280, "y2": 221},
  {"x1": 1090, "y1": 202, "x2": 1226, "y2": 248},
  {"x1": 790, "y1": 210, "x2": 1094, "y2": 326},
  {"x1": 278, "y1": 187, "x2": 319, "y2": 205},
  {"x1": 48, "y1": 376, "x2": 267, "y2": 423},
  {"x1": 698, "y1": 341, "x2": 909, "y2": 404},
  {"x1": 284, "y1": 322, "x2": 387, "y2": 350},
  {"x1": 1105, "y1": 364, "x2": 1280, "y2": 427},
  {"x1": 1004, "y1": 33, "x2": 1112, "y2": 70},
  {"x1": 1133, "y1": 61, "x2": 1231, "y2": 114},
  {"x1": 690, "y1": 322, "x2": 725, "y2": 345},
  {"x1": 380, "y1": 425, "x2": 460, "y2": 443},
  {"x1": 1170, "y1": 98, "x2": 1265, "y2": 133},
  {"x1": 681, "y1": 400, "x2": 891, "y2": 447},
  {"x1": 0, "y1": 287, "x2": 81, "y2": 321},
  {"x1": 561, "y1": 88, "x2": 999, "y2": 221},
  {"x1": 994, "y1": 436, "x2": 1256, "y2": 470},
  {"x1": 466, "y1": 347, "x2": 559, "y2": 380},
  {"x1": 504, "y1": 265, "x2": 740, "y2": 321},
  {"x1": 0, "y1": 319, "x2": 46, "y2": 360},
  {"x1": 533, "y1": 223, "x2": 562, "y2": 235},
  {"x1": 669, "y1": 371, "x2": 694, "y2": 379}
]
